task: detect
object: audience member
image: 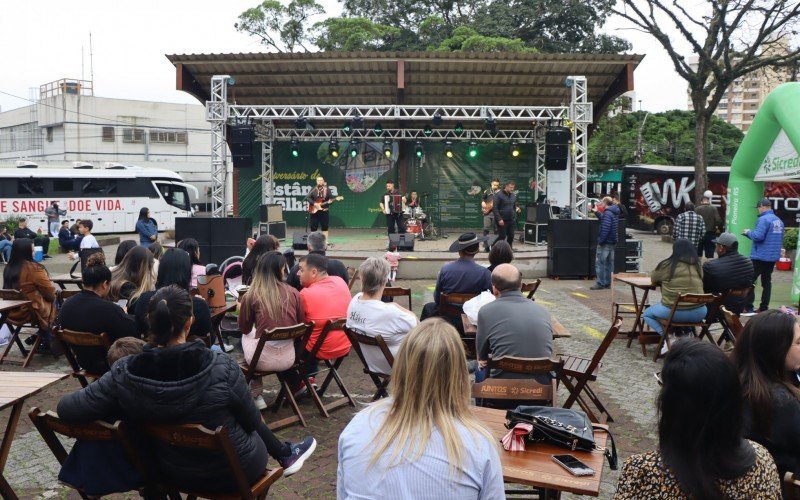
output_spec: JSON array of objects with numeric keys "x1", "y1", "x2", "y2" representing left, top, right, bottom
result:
[
  {"x1": 58, "y1": 220, "x2": 82, "y2": 252},
  {"x1": 133, "y1": 248, "x2": 212, "y2": 340},
  {"x1": 148, "y1": 241, "x2": 164, "y2": 260},
  {"x1": 57, "y1": 285, "x2": 317, "y2": 493},
  {"x1": 643, "y1": 238, "x2": 707, "y2": 355},
  {"x1": 238, "y1": 251, "x2": 305, "y2": 409},
  {"x1": 3, "y1": 238, "x2": 57, "y2": 350},
  {"x1": 14, "y1": 216, "x2": 51, "y2": 259},
  {"x1": 291, "y1": 253, "x2": 351, "y2": 395},
  {"x1": 476, "y1": 264, "x2": 552, "y2": 388},
  {"x1": 612, "y1": 194, "x2": 628, "y2": 219},
  {"x1": 106, "y1": 337, "x2": 146, "y2": 366},
  {"x1": 487, "y1": 240, "x2": 513, "y2": 273},
  {"x1": 346, "y1": 257, "x2": 417, "y2": 375},
  {"x1": 69, "y1": 219, "x2": 82, "y2": 236},
  {"x1": 591, "y1": 196, "x2": 619, "y2": 290},
  {"x1": 67, "y1": 219, "x2": 101, "y2": 264},
  {"x1": 743, "y1": 198, "x2": 785, "y2": 314},
  {"x1": 615, "y1": 339, "x2": 781, "y2": 499},
  {"x1": 421, "y1": 233, "x2": 492, "y2": 321},
  {"x1": 695, "y1": 196, "x2": 723, "y2": 259},
  {"x1": 57, "y1": 253, "x2": 138, "y2": 374},
  {"x1": 112, "y1": 240, "x2": 137, "y2": 268},
  {"x1": 702, "y1": 232, "x2": 754, "y2": 314},
  {"x1": 241, "y1": 234, "x2": 279, "y2": 286},
  {"x1": 109, "y1": 246, "x2": 155, "y2": 310},
  {"x1": 177, "y1": 238, "x2": 205, "y2": 288},
  {"x1": 384, "y1": 244, "x2": 401, "y2": 282},
  {"x1": 734, "y1": 310, "x2": 800, "y2": 483},
  {"x1": 135, "y1": 207, "x2": 158, "y2": 248},
  {"x1": 337, "y1": 318, "x2": 503, "y2": 498},
  {"x1": 0, "y1": 223, "x2": 12, "y2": 261},
  {"x1": 673, "y1": 202, "x2": 706, "y2": 251},
  {"x1": 287, "y1": 232, "x2": 349, "y2": 290}
]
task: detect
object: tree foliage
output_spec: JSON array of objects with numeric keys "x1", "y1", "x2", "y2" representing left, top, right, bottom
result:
[
  {"x1": 313, "y1": 18, "x2": 401, "y2": 51},
  {"x1": 588, "y1": 110, "x2": 744, "y2": 171},
  {"x1": 235, "y1": 0, "x2": 324, "y2": 52}
]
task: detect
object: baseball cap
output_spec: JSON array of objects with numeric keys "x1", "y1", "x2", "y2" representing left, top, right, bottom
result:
[
  {"x1": 756, "y1": 198, "x2": 771, "y2": 207},
  {"x1": 712, "y1": 232, "x2": 738, "y2": 247}
]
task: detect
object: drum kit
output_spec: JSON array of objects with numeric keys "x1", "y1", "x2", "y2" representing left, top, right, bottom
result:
[{"x1": 403, "y1": 206, "x2": 438, "y2": 239}]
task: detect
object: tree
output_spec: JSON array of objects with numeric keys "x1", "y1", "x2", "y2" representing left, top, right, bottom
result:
[
  {"x1": 588, "y1": 110, "x2": 744, "y2": 171},
  {"x1": 612, "y1": 0, "x2": 800, "y2": 197},
  {"x1": 235, "y1": 0, "x2": 324, "y2": 52},
  {"x1": 313, "y1": 18, "x2": 401, "y2": 51},
  {"x1": 436, "y1": 26, "x2": 534, "y2": 52}
]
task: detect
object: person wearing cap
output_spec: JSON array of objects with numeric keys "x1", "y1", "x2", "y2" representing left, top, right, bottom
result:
[
  {"x1": 695, "y1": 196, "x2": 723, "y2": 260},
  {"x1": 420, "y1": 232, "x2": 492, "y2": 322},
  {"x1": 702, "y1": 232, "x2": 754, "y2": 314},
  {"x1": 13, "y1": 217, "x2": 51, "y2": 260},
  {"x1": 743, "y1": 199, "x2": 784, "y2": 313}
]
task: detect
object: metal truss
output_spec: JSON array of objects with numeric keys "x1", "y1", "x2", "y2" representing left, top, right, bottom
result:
[
  {"x1": 208, "y1": 75, "x2": 230, "y2": 218},
  {"x1": 255, "y1": 122, "x2": 275, "y2": 204},
  {"x1": 567, "y1": 76, "x2": 592, "y2": 219},
  {"x1": 272, "y1": 128, "x2": 540, "y2": 141},
  {"x1": 534, "y1": 126, "x2": 547, "y2": 196},
  {"x1": 227, "y1": 104, "x2": 568, "y2": 123}
]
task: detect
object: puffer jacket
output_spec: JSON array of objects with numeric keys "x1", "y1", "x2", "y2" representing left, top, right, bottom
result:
[
  {"x1": 597, "y1": 204, "x2": 620, "y2": 245},
  {"x1": 57, "y1": 341, "x2": 268, "y2": 491},
  {"x1": 747, "y1": 210, "x2": 784, "y2": 262},
  {"x1": 702, "y1": 250, "x2": 754, "y2": 314}
]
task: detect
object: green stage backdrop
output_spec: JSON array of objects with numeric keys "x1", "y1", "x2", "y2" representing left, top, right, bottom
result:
[{"x1": 238, "y1": 141, "x2": 536, "y2": 229}]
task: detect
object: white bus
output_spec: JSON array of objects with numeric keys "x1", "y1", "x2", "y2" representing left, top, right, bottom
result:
[{"x1": 0, "y1": 161, "x2": 197, "y2": 234}]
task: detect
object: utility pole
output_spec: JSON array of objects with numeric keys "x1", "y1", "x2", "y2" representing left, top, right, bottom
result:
[{"x1": 634, "y1": 111, "x2": 650, "y2": 164}]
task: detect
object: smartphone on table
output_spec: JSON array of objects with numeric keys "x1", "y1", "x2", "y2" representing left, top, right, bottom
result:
[{"x1": 551, "y1": 454, "x2": 595, "y2": 477}]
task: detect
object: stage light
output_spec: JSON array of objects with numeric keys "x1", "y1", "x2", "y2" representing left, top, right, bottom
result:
[
  {"x1": 383, "y1": 139, "x2": 393, "y2": 158},
  {"x1": 295, "y1": 117, "x2": 307, "y2": 129},
  {"x1": 374, "y1": 122, "x2": 383, "y2": 135},
  {"x1": 423, "y1": 125, "x2": 433, "y2": 137},
  {"x1": 444, "y1": 140, "x2": 454, "y2": 158},
  {"x1": 414, "y1": 140, "x2": 424, "y2": 158},
  {"x1": 290, "y1": 138, "x2": 300, "y2": 158},
  {"x1": 484, "y1": 118, "x2": 497, "y2": 131},
  {"x1": 343, "y1": 122, "x2": 352, "y2": 134},
  {"x1": 468, "y1": 141, "x2": 478, "y2": 158},
  {"x1": 454, "y1": 122, "x2": 464, "y2": 134},
  {"x1": 510, "y1": 142, "x2": 521, "y2": 158},
  {"x1": 349, "y1": 139, "x2": 360, "y2": 158},
  {"x1": 329, "y1": 139, "x2": 340, "y2": 158},
  {"x1": 432, "y1": 112, "x2": 443, "y2": 126}
]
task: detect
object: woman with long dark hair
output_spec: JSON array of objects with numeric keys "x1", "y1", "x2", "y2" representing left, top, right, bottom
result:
[
  {"x1": 615, "y1": 339, "x2": 781, "y2": 498},
  {"x1": 109, "y1": 246, "x2": 155, "y2": 308},
  {"x1": 112, "y1": 240, "x2": 137, "y2": 268},
  {"x1": 642, "y1": 238, "x2": 706, "y2": 354},
  {"x1": 177, "y1": 238, "x2": 205, "y2": 288},
  {"x1": 241, "y1": 235, "x2": 279, "y2": 286},
  {"x1": 57, "y1": 285, "x2": 316, "y2": 493},
  {"x1": 735, "y1": 310, "x2": 800, "y2": 484},
  {"x1": 134, "y1": 207, "x2": 158, "y2": 248}
]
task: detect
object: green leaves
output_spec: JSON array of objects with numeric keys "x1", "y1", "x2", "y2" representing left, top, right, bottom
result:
[{"x1": 235, "y1": 0, "x2": 324, "y2": 52}]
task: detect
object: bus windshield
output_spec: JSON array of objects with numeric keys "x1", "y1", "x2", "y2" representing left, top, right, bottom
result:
[{"x1": 156, "y1": 182, "x2": 190, "y2": 211}]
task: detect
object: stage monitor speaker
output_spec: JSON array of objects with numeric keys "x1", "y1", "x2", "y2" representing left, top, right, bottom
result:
[
  {"x1": 388, "y1": 233, "x2": 415, "y2": 252},
  {"x1": 209, "y1": 245, "x2": 245, "y2": 266},
  {"x1": 210, "y1": 217, "x2": 251, "y2": 246},
  {"x1": 175, "y1": 217, "x2": 212, "y2": 244},
  {"x1": 547, "y1": 219, "x2": 592, "y2": 248},
  {"x1": 524, "y1": 223, "x2": 547, "y2": 244},
  {"x1": 526, "y1": 204, "x2": 552, "y2": 224},
  {"x1": 292, "y1": 232, "x2": 309, "y2": 250},
  {"x1": 259, "y1": 204, "x2": 283, "y2": 222},
  {"x1": 548, "y1": 248, "x2": 590, "y2": 277},
  {"x1": 258, "y1": 221, "x2": 287, "y2": 241},
  {"x1": 545, "y1": 127, "x2": 570, "y2": 171},
  {"x1": 231, "y1": 125, "x2": 255, "y2": 169}
]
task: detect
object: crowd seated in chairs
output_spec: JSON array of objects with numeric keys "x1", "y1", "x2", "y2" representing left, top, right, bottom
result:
[
  {"x1": 108, "y1": 245, "x2": 155, "y2": 310},
  {"x1": 287, "y1": 232, "x2": 349, "y2": 291}
]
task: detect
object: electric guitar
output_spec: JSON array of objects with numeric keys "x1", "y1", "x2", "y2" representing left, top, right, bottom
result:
[
  {"x1": 308, "y1": 196, "x2": 344, "y2": 214},
  {"x1": 481, "y1": 191, "x2": 497, "y2": 215}
]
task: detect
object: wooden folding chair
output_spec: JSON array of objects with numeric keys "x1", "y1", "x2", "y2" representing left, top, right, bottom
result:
[
  {"x1": 640, "y1": 293, "x2": 719, "y2": 361},
  {"x1": 344, "y1": 327, "x2": 395, "y2": 400},
  {"x1": 560, "y1": 318, "x2": 623, "y2": 423},
  {"x1": 57, "y1": 289, "x2": 82, "y2": 306},
  {"x1": 477, "y1": 356, "x2": 564, "y2": 409},
  {"x1": 29, "y1": 407, "x2": 148, "y2": 500},
  {"x1": 785, "y1": 472, "x2": 800, "y2": 500},
  {"x1": 141, "y1": 422, "x2": 283, "y2": 500},
  {"x1": 381, "y1": 286, "x2": 412, "y2": 310},
  {"x1": 721, "y1": 306, "x2": 744, "y2": 341},
  {"x1": 440, "y1": 292, "x2": 479, "y2": 356},
  {"x1": 472, "y1": 378, "x2": 555, "y2": 407},
  {"x1": 697, "y1": 286, "x2": 752, "y2": 346},
  {"x1": 521, "y1": 279, "x2": 542, "y2": 300},
  {"x1": 53, "y1": 328, "x2": 113, "y2": 388},
  {"x1": 611, "y1": 272, "x2": 650, "y2": 338},
  {"x1": 302, "y1": 319, "x2": 356, "y2": 418},
  {"x1": 238, "y1": 323, "x2": 314, "y2": 431},
  {"x1": 346, "y1": 267, "x2": 359, "y2": 291},
  {"x1": 0, "y1": 289, "x2": 42, "y2": 368}
]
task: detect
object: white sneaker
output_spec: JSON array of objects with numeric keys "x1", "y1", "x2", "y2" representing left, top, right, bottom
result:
[
  {"x1": 660, "y1": 335, "x2": 674, "y2": 356},
  {"x1": 254, "y1": 395, "x2": 267, "y2": 410},
  {"x1": 223, "y1": 343, "x2": 235, "y2": 353}
]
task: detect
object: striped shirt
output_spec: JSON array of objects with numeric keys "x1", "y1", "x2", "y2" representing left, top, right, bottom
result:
[{"x1": 673, "y1": 211, "x2": 706, "y2": 247}]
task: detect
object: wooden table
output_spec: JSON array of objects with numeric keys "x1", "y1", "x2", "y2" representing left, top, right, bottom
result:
[
  {"x1": 0, "y1": 371, "x2": 68, "y2": 499},
  {"x1": 209, "y1": 301, "x2": 238, "y2": 351},
  {"x1": 0, "y1": 299, "x2": 33, "y2": 366},
  {"x1": 50, "y1": 273, "x2": 83, "y2": 290},
  {"x1": 462, "y1": 314, "x2": 571, "y2": 339},
  {"x1": 471, "y1": 406, "x2": 608, "y2": 497},
  {"x1": 612, "y1": 275, "x2": 657, "y2": 346}
]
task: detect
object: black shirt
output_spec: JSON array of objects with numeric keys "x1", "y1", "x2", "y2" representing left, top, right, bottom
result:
[
  {"x1": 14, "y1": 227, "x2": 45, "y2": 240},
  {"x1": 286, "y1": 251, "x2": 350, "y2": 291},
  {"x1": 306, "y1": 186, "x2": 332, "y2": 204},
  {"x1": 133, "y1": 290, "x2": 212, "y2": 339},
  {"x1": 493, "y1": 190, "x2": 518, "y2": 221}
]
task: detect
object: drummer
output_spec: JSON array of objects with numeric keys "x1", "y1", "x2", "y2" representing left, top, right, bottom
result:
[{"x1": 406, "y1": 191, "x2": 426, "y2": 220}]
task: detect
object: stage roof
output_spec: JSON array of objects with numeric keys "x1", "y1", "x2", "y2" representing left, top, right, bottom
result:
[{"x1": 166, "y1": 51, "x2": 643, "y2": 123}]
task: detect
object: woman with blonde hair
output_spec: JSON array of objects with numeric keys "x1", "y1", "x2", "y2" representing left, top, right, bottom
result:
[
  {"x1": 337, "y1": 318, "x2": 504, "y2": 498},
  {"x1": 109, "y1": 246, "x2": 155, "y2": 309}
]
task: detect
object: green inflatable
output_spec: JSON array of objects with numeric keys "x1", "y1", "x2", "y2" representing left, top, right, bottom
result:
[{"x1": 727, "y1": 82, "x2": 800, "y2": 303}]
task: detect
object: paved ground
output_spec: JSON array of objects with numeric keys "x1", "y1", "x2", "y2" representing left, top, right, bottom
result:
[{"x1": 2, "y1": 230, "x2": 795, "y2": 499}]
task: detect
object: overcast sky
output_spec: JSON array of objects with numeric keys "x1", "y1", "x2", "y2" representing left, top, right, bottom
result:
[{"x1": 0, "y1": 0, "x2": 688, "y2": 114}]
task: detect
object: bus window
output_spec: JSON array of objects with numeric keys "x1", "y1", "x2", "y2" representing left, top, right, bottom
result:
[
  {"x1": 53, "y1": 179, "x2": 73, "y2": 192},
  {"x1": 155, "y1": 182, "x2": 190, "y2": 211},
  {"x1": 18, "y1": 179, "x2": 44, "y2": 195},
  {"x1": 83, "y1": 179, "x2": 118, "y2": 195}
]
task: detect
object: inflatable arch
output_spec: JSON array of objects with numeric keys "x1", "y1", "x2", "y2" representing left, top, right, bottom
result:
[{"x1": 727, "y1": 82, "x2": 800, "y2": 302}]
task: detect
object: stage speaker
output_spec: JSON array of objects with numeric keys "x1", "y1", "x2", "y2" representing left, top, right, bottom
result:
[
  {"x1": 548, "y1": 248, "x2": 591, "y2": 277},
  {"x1": 523, "y1": 223, "x2": 547, "y2": 245},
  {"x1": 292, "y1": 232, "x2": 309, "y2": 250},
  {"x1": 210, "y1": 217, "x2": 251, "y2": 246},
  {"x1": 526, "y1": 204, "x2": 552, "y2": 224},
  {"x1": 259, "y1": 204, "x2": 283, "y2": 222},
  {"x1": 175, "y1": 217, "x2": 212, "y2": 244},
  {"x1": 230, "y1": 125, "x2": 255, "y2": 168},
  {"x1": 209, "y1": 245, "x2": 244, "y2": 266},
  {"x1": 258, "y1": 221, "x2": 287, "y2": 240},
  {"x1": 547, "y1": 219, "x2": 592, "y2": 247},
  {"x1": 388, "y1": 233, "x2": 415, "y2": 252},
  {"x1": 545, "y1": 127, "x2": 570, "y2": 171}
]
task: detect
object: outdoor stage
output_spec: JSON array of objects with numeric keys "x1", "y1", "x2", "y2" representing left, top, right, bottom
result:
[{"x1": 287, "y1": 227, "x2": 548, "y2": 279}]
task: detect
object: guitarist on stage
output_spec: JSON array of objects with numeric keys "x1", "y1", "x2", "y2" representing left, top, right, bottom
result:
[
  {"x1": 306, "y1": 176, "x2": 335, "y2": 241},
  {"x1": 481, "y1": 179, "x2": 501, "y2": 252}
]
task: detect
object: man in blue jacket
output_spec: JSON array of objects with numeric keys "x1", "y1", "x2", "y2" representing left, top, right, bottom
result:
[
  {"x1": 591, "y1": 197, "x2": 619, "y2": 290},
  {"x1": 743, "y1": 198, "x2": 784, "y2": 313}
]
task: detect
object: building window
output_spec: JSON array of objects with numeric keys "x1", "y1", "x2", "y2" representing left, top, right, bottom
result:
[
  {"x1": 718, "y1": 102, "x2": 727, "y2": 109},
  {"x1": 53, "y1": 179, "x2": 73, "y2": 192},
  {"x1": 102, "y1": 126, "x2": 115, "y2": 142},
  {"x1": 46, "y1": 127, "x2": 53, "y2": 142},
  {"x1": 150, "y1": 129, "x2": 188, "y2": 144},
  {"x1": 122, "y1": 128, "x2": 145, "y2": 143}
]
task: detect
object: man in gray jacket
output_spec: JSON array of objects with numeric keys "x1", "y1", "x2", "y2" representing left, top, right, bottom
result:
[{"x1": 476, "y1": 264, "x2": 553, "y2": 385}]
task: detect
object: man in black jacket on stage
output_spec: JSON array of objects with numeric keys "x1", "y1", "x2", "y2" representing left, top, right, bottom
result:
[{"x1": 492, "y1": 180, "x2": 521, "y2": 247}]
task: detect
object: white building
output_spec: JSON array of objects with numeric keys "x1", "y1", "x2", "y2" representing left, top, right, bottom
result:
[{"x1": 0, "y1": 79, "x2": 229, "y2": 209}]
